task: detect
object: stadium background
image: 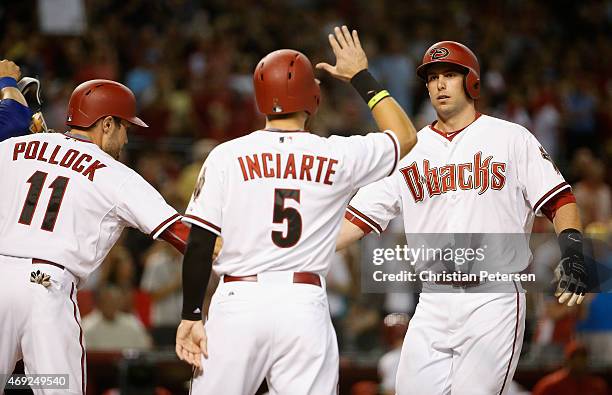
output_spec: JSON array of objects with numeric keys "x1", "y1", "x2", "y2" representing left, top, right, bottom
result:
[{"x1": 2, "y1": 0, "x2": 611, "y2": 394}]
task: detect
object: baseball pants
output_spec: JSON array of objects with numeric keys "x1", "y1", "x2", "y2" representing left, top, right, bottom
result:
[
  {"x1": 396, "y1": 291, "x2": 525, "y2": 395},
  {"x1": 191, "y1": 272, "x2": 339, "y2": 395},
  {"x1": 0, "y1": 255, "x2": 85, "y2": 395}
]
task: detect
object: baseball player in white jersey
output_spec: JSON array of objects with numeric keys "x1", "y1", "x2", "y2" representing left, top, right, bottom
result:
[
  {"x1": 174, "y1": 26, "x2": 417, "y2": 394},
  {"x1": 337, "y1": 41, "x2": 587, "y2": 394},
  {"x1": 0, "y1": 79, "x2": 190, "y2": 394}
]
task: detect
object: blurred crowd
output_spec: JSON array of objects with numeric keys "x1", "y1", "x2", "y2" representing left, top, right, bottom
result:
[{"x1": 2, "y1": 0, "x2": 610, "y2": 392}]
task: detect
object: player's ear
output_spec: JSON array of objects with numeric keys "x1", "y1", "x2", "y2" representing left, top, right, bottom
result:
[{"x1": 101, "y1": 116, "x2": 115, "y2": 134}]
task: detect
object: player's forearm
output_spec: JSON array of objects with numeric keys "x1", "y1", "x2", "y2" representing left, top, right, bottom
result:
[
  {"x1": 349, "y1": 70, "x2": 417, "y2": 157},
  {"x1": 553, "y1": 203, "x2": 582, "y2": 234},
  {"x1": 370, "y1": 96, "x2": 417, "y2": 157},
  {"x1": 336, "y1": 219, "x2": 366, "y2": 251},
  {"x1": 2, "y1": 87, "x2": 28, "y2": 106},
  {"x1": 552, "y1": 202, "x2": 587, "y2": 306},
  {"x1": 181, "y1": 225, "x2": 216, "y2": 321}
]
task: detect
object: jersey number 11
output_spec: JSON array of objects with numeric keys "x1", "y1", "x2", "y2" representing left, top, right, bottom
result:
[{"x1": 18, "y1": 170, "x2": 70, "y2": 232}]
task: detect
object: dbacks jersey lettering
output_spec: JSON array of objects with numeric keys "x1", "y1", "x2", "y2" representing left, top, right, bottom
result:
[{"x1": 400, "y1": 152, "x2": 508, "y2": 201}]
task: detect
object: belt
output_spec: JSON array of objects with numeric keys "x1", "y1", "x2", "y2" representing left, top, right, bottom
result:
[
  {"x1": 223, "y1": 272, "x2": 322, "y2": 287},
  {"x1": 32, "y1": 258, "x2": 65, "y2": 270},
  {"x1": 434, "y1": 278, "x2": 481, "y2": 288},
  {"x1": 31, "y1": 258, "x2": 79, "y2": 287}
]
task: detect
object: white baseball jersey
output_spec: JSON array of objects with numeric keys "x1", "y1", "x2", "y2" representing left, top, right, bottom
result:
[
  {"x1": 184, "y1": 128, "x2": 400, "y2": 276},
  {"x1": 347, "y1": 113, "x2": 562, "y2": 394},
  {"x1": 348, "y1": 114, "x2": 568, "y2": 272},
  {"x1": 0, "y1": 132, "x2": 180, "y2": 283}
]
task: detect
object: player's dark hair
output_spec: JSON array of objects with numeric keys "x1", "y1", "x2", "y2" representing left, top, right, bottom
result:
[
  {"x1": 71, "y1": 116, "x2": 123, "y2": 132},
  {"x1": 266, "y1": 113, "x2": 298, "y2": 121}
]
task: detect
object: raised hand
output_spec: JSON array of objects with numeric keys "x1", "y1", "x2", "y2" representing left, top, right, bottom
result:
[{"x1": 316, "y1": 26, "x2": 368, "y2": 82}]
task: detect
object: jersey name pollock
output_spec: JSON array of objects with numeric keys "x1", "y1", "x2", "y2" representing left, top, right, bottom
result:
[{"x1": 12, "y1": 139, "x2": 107, "y2": 181}]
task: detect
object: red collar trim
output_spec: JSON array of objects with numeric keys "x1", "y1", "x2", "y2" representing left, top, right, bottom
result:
[
  {"x1": 263, "y1": 128, "x2": 309, "y2": 133},
  {"x1": 430, "y1": 112, "x2": 482, "y2": 142},
  {"x1": 64, "y1": 132, "x2": 95, "y2": 144}
]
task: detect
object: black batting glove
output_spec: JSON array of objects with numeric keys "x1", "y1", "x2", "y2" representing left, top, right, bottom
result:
[{"x1": 554, "y1": 229, "x2": 587, "y2": 306}]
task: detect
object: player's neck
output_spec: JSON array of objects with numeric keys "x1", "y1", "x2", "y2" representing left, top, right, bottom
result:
[
  {"x1": 434, "y1": 106, "x2": 477, "y2": 134},
  {"x1": 265, "y1": 114, "x2": 307, "y2": 132},
  {"x1": 68, "y1": 128, "x2": 102, "y2": 146}
]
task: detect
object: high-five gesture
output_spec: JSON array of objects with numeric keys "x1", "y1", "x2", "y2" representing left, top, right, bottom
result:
[
  {"x1": 317, "y1": 25, "x2": 417, "y2": 158},
  {"x1": 316, "y1": 26, "x2": 367, "y2": 81}
]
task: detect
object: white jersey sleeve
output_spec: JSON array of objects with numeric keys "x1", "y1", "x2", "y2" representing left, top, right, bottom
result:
[
  {"x1": 515, "y1": 130, "x2": 569, "y2": 215},
  {"x1": 115, "y1": 172, "x2": 180, "y2": 239},
  {"x1": 183, "y1": 149, "x2": 223, "y2": 236},
  {"x1": 331, "y1": 130, "x2": 400, "y2": 189},
  {"x1": 346, "y1": 174, "x2": 401, "y2": 234}
]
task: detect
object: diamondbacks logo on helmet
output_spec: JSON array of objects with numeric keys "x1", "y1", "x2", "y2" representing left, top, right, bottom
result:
[
  {"x1": 417, "y1": 41, "x2": 481, "y2": 99},
  {"x1": 430, "y1": 47, "x2": 450, "y2": 60}
]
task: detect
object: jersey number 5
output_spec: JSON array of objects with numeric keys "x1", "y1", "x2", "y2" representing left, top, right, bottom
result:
[
  {"x1": 18, "y1": 170, "x2": 70, "y2": 232},
  {"x1": 272, "y1": 188, "x2": 302, "y2": 248}
]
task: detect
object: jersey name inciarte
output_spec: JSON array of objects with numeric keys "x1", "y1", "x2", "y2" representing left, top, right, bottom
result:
[{"x1": 238, "y1": 153, "x2": 338, "y2": 185}]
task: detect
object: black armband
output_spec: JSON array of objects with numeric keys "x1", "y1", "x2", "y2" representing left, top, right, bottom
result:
[
  {"x1": 350, "y1": 70, "x2": 390, "y2": 110},
  {"x1": 181, "y1": 225, "x2": 217, "y2": 321},
  {"x1": 558, "y1": 228, "x2": 584, "y2": 261}
]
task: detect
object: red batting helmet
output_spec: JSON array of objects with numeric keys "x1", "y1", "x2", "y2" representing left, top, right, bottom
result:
[
  {"x1": 416, "y1": 41, "x2": 481, "y2": 99},
  {"x1": 66, "y1": 79, "x2": 148, "y2": 128},
  {"x1": 253, "y1": 49, "x2": 320, "y2": 116}
]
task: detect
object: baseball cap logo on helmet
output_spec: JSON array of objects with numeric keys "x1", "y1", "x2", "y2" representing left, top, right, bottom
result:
[
  {"x1": 66, "y1": 79, "x2": 148, "y2": 128},
  {"x1": 253, "y1": 49, "x2": 321, "y2": 116},
  {"x1": 416, "y1": 41, "x2": 481, "y2": 100},
  {"x1": 272, "y1": 98, "x2": 283, "y2": 113},
  {"x1": 430, "y1": 47, "x2": 450, "y2": 60}
]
